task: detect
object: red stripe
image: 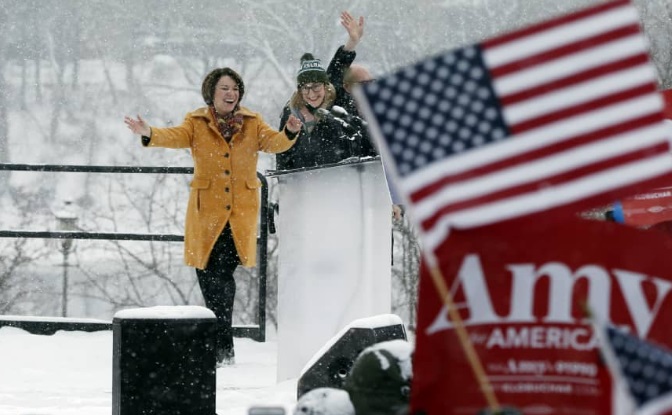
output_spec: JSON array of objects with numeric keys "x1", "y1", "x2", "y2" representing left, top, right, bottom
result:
[
  {"x1": 484, "y1": 0, "x2": 630, "y2": 48},
  {"x1": 409, "y1": 113, "x2": 663, "y2": 202},
  {"x1": 420, "y1": 141, "x2": 669, "y2": 231},
  {"x1": 500, "y1": 54, "x2": 649, "y2": 105},
  {"x1": 489, "y1": 24, "x2": 640, "y2": 78},
  {"x1": 510, "y1": 83, "x2": 658, "y2": 134}
]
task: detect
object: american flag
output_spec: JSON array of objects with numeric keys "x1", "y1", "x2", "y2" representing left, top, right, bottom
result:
[
  {"x1": 598, "y1": 324, "x2": 672, "y2": 415},
  {"x1": 355, "y1": 0, "x2": 672, "y2": 252}
]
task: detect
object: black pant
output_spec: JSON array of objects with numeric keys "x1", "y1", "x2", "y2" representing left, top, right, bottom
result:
[{"x1": 195, "y1": 224, "x2": 239, "y2": 358}]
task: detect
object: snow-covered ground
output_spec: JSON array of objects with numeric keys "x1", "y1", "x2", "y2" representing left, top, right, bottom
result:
[{"x1": 0, "y1": 326, "x2": 299, "y2": 415}]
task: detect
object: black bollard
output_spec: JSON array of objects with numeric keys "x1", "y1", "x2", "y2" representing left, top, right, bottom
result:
[{"x1": 112, "y1": 306, "x2": 217, "y2": 415}]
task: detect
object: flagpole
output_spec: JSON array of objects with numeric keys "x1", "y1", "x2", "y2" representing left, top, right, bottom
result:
[{"x1": 426, "y1": 255, "x2": 501, "y2": 412}]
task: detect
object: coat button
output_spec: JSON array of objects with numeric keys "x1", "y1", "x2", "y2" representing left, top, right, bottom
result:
[
  {"x1": 225, "y1": 187, "x2": 230, "y2": 193},
  {"x1": 226, "y1": 205, "x2": 231, "y2": 210},
  {"x1": 224, "y1": 153, "x2": 230, "y2": 158},
  {"x1": 224, "y1": 170, "x2": 230, "y2": 175}
]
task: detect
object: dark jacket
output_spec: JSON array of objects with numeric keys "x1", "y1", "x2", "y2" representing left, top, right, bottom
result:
[
  {"x1": 276, "y1": 46, "x2": 373, "y2": 171},
  {"x1": 330, "y1": 48, "x2": 378, "y2": 161}
]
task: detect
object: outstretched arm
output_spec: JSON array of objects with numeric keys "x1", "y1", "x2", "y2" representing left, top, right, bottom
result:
[{"x1": 341, "y1": 11, "x2": 364, "y2": 52}]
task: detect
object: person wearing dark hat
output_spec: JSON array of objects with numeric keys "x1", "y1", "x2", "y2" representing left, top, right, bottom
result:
[
  {"x1": 276, "y1": 11, "x2": 365, "y2": 171},
  {"x1": 344, "y1": 339, "x2": 413, "y2": 415},
  {"x1": 124, "y1": 67, "x2": 302, "y2": 367}
]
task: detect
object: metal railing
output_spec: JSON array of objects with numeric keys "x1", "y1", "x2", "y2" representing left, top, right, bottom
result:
[{"x1": 0, "y1": 164, "x2": 269, "y2": 341}]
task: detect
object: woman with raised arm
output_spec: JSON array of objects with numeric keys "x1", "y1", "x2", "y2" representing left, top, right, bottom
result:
[
  {"x1": 125, "y1": 67, "x2": 302, "y2": 366},
  {"x1": 276, "y1": 11, "x2": 366, "y2": 170}
]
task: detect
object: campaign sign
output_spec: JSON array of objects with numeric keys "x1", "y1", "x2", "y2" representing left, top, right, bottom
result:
[{"x1": 411, "y1": 217, "x2": 672, "y2": 415}]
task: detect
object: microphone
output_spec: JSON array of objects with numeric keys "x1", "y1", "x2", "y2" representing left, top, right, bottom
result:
[
  {"x1": 330, "y1": 105, "x2": 368, "y2": 127},
  {"x1": 316, "y1": 108, "x2": 332, "y2": 118},
  {"x1": 316, "y1": 108, "x2": 356, "y2": 139}
]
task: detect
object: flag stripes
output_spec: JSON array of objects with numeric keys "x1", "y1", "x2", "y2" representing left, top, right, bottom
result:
[{"x1": 354, "y1": 0, "x2": 672, "y2": 252}]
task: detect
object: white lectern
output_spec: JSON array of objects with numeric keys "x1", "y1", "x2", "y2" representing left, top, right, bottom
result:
[{"x1": 269, "y1": 158, "x2": 392, "y2": 382}]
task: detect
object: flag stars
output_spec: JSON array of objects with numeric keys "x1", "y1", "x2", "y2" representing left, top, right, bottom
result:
[
  {"x1": 485, "y1": 108, "x2": 498, "y2": 120},
  {"x1": 420, "y1": 141, "x2": 433, "y2": 154},
  {"x1": 445, "y1": 87, "x2": 458, "y2": 99},
  {"x1": 452, "y1": 141, "x2": 466, "y2": 152},
  {"x1": 451, "y1": 73, "x2": 464, "y2": 85},
  {"x1": 451, "y1": 107, "x2": 465, "y2": 118},
  {"x1": 478, "y1": 122, "x2": 492, "y2": 134},
  {"x1": 471, "y1": 67, "x2": 484, "y2": 79},
  {"x1": 443, "y1": 53, "x2": 456, "y2": 65},
  {"x1": 655, "y1": 370, "x2": 668, "y2": 383},
  {"x1": 403, "y1": 67, "x2": 418, "y2": 79},
  {"x1": 472, "y1": 101, "x2": 485, "y2": 113},
  {"x1": 646, "y1": 385, "x2": 659, "y2": 398},
  {"x1": 414, "y1": 155, "x2": 428, "y2": 167},
  {"x1": 399, "y1": 80, "x2": 412, "y2": 93},
  {"x1": 493, "y1": 128, "x2": 506, "y2": 140},
  {"x1": 406, "y1": 101, "x2": 419, "y2": 114},
  {"x1": 425, "y1": 93, "x2": 438, "y2": 107},
  {"x1": 433, "y1": 147, "x2": 446, "y2": 158},
  {"x1": 463, "y1": 46, "x2": 476, "y2": 58},
  {"x1": 423, "y1": 59, "x2": 437, "y2": 72},
  {"x1": 388, "y1": 108, "x2": 400, "y2": 120},
  {"x1": 431, "y1": 80, "x2": 444, "y2": 92},
  {"x1": 360, "y1": 44, "x2": 509, "y2": 177},
  {"x1": 432, "y1": 114, "x2": 446, "y2": 126},
  {"x1": 478, "y1": 87, "x2": 491, "y2": 100},
  {"x1": 380, "y1": 88, "x2": 393, "y2": 101},
  {"x1": 373, "y1": 102, "x2": 387, "y2": 116},
  {"x1": 447, "y1": 120, "x2": 458, "y2": 132},
  {"x1": 457, "y1": 60, "x2": 469, "y2": 72},
  {"x1": 472, "y1": 135, "x2": 485, "y2": 146},
  {"x1": 407, "y1": 134, "x2": 420, "y2": 147}
]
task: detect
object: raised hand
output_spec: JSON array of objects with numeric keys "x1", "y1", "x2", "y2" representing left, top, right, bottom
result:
[
  {"x1": 124, "y1": 115, "x2": 151, "y2": 137},
  {"x1": 285, "y1": 114, "x2": 303, "y2": 133},
  {"x1": 341, "y1": 11, "x2": 364, "y2": 51}
]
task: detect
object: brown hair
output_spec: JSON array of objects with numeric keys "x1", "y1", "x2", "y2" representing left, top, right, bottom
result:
[{"x1": 201, "y1": 67, "x2": 245, "y2": 107}]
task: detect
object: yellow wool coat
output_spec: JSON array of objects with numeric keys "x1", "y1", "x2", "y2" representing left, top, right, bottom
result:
[{"x1": 145, "y1": 106, "x2": 296, "y2": 269}]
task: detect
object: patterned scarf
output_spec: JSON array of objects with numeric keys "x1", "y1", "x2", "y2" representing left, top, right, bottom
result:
[{"x1": 210, "y1": 106, "x2": 243, "y2": 142}]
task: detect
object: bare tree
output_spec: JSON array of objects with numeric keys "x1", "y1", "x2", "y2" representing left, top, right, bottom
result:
[{"x1": 0, "y1": 192, "x2": 52, "y2": 313}]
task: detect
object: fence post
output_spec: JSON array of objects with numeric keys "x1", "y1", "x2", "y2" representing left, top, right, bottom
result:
[{"x1": 112, "y1": 306, "x2": 217, "y2": 415}]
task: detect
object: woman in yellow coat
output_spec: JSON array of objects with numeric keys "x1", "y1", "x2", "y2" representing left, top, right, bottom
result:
[{"x1": 125, "y1": 68, "x2": 302, "y2": 365}]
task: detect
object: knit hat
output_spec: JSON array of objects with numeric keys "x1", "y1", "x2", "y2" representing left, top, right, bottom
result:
[
  {"x1": 297, "y1": 53, "x2": 329, "y2": 87},
  {"x1": 343, "y1": 340, "x2": 413, "y2": 415}
]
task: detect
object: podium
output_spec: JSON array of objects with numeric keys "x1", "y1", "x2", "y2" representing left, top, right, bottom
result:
[{"x1": 269, "y1": 157, "x2": 393, "y2": 381}]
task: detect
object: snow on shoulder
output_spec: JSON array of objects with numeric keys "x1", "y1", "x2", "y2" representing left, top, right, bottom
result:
[{"x1": 114, "y1": 305, "x2": 216, "y2": 320}]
